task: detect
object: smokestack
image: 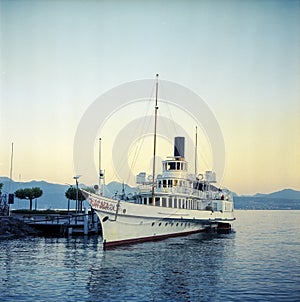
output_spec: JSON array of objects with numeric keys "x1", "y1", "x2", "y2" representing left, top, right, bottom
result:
[{"x1": 174, "y1": 137, "x2": 185, "y2": 158}]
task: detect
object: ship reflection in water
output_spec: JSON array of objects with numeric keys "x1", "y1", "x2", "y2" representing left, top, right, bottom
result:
[
  {"x1": 87, "y1": 233, "x2": 234, "y2": 301},
  {"x1": 0, "y1": 211, "x2": 299, "y2": 302}
]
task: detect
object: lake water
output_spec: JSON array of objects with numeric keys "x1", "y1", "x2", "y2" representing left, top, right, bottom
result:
[{"x1": 0, "y1": 210, "x2": 299, "y2": 302}]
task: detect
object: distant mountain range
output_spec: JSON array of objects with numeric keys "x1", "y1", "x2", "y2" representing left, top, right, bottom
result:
[
  {"x1": 252, "y1": 189, "x2": 300, "y2": 199},
  {"x1": 233, "y1": 189, "x2": 300, "y2": 210},
  {"x1": 0, "y1": 177, "x2": 299, "y2": 210},
  {"x1": 0, "y1": 177, "x2": 136, "y2": 210}
]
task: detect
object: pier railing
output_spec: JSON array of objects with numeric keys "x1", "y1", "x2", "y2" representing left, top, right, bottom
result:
[{"x1": 12, "y1": 211, "x2": 100, "y2": 236}]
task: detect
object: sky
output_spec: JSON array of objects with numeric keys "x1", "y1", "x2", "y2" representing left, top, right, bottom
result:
[{"x1": 1, "y1": 0, "x2": 299, "y2": 195}]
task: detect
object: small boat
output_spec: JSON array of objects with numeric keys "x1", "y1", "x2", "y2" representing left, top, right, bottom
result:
[{"x1": 85, "y1": 75, "x2": 235, "y2": 248}]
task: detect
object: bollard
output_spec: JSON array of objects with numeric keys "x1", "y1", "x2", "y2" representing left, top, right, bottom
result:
[
  {"x1": 93, "y1": 212, "x2": 98, "y2": 231},
  {"x1": 84, "y1": 207, "x2": 88, "y2": 235}
]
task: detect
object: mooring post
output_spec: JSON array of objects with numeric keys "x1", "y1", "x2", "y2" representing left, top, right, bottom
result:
[
  {"x1": 93, "y1": 211, "x2": 98, "y2": 231},
  {"x1": 84, "y1": 206, "x2": 88, "y2": 235}
]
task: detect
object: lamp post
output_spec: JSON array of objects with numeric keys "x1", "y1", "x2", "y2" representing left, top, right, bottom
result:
[
  {"x1": 73, "y1": 175, "x2": 81, "y2": 213},
  {"x1": 65, "y1": 184, "x2": 72, "y2": 214}
]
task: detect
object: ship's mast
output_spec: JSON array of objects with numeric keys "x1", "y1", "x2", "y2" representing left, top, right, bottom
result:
[
  {"x1": 99, "y1": 138, "x2": 104, "y2": 196},
  {"x1": 195, "y1": 126, "x2": 198, "y2": 175},
  {"x1": 9, "y1": 142, "x2": 14, "y2": 192},
  {"x1": 151, "y1": 74, "x2": 159, "y2": 204}
]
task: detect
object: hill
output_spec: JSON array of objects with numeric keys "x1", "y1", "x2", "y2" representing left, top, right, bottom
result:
[
  {"x1": 0, "y1": 177, "x2": 70, "y2": 210},
  {"x1": 234, "y1": 188, "x2": 300, "y2": 210},
  {"x1": 233, "y1": 196, "x2": 300, "y2": 210},
  {"x1": 0, "y1": 177, "x2": 136, "y2": 210},
  {"x1": 253, "y1": 189, "x2": 300, "y2": 200}
]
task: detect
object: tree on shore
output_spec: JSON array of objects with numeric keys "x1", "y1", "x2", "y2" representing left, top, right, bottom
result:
[
  {"x1": 14, "y1": 187, "x2": 43, "y2": 210},
  {"x1": 65, "y1": 187, "x2": 87, "y2": 212}
]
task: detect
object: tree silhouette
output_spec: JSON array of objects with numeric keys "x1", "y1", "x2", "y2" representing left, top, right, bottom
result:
[
  {"x1": 14, "y1": 187, "x2": 43, "y2": 210},
  {"x1": 65, "y1": 187, "x2": 87, "y2": 212}
]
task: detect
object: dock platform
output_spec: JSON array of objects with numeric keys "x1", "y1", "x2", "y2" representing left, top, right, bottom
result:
[{"x1": 12, "y1": 209, "x2": 101, "y2": 237}]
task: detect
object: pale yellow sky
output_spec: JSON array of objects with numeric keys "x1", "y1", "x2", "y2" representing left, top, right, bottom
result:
[{"x1": 1, "y1": 0, "x2": 299, "y2": 195}]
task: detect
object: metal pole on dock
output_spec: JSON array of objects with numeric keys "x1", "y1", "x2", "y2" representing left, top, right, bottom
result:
[
  {"x1": 73, "y1": 175, "x2": 81, "y2": 213},
  {"x1": 84, "y1": 207, "x2": 88, "y2": 235}
]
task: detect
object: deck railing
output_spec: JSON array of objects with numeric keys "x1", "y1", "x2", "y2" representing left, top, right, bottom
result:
[{"x1": 137, "y1": 184, "x2": 232, "y2": 201}]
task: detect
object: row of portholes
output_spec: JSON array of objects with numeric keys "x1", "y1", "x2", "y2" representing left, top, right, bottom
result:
[{"x1": 151, "y1": 222, "x2": 191, "y2": 227}]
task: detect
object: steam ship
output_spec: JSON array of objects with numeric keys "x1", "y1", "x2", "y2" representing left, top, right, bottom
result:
[{"x1": 85, "y1": 75, "x2": 235, "y2": 248}]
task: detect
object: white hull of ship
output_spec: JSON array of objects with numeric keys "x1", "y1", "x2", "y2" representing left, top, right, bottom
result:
[{"x1": 89, "y1": 193, "x2": 235, "y2": 248}]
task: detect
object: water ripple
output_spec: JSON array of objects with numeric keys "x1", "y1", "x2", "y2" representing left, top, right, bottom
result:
[{"x1": 1, "y1": 211, "x2": 299, "y2": 301}]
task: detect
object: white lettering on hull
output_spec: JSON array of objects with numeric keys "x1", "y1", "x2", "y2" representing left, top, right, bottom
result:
[{"x1": 90, "y1": 197, "x2": 118, "y2": 213}]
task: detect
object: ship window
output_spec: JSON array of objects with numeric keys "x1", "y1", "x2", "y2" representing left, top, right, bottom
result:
[
  {"x1": 168, "y1": 179, "x2": 172, "y2": 187},
  {"x1": 163, "y1": 180, "x2": 167, "y2": 187},
  {"x1": 181, "y1": 199, "x2": 185, "y2": 209},
  {"x1": 143, "y1": 198, "x2": 147, "y2": 205},
  {"x1": 168, "y1": 197, "x2": 172, "y2": 208},
  {"x1": 167, "y1": 162, "x2": 176, "y2": 170},
  {"x1": 173, "y1": 179, "x2": 178, "y2": 187},
  {"x1": 162, "y1": 198, "x2": 167, "y2": 207},
  {"x1": 155, "y1": 197, "x2": 160, "y2": 206},
  {"x1": 174, "y1": 198, "x2": 177, "y2": 208},
  {"x1": 158, "y1": 181, "x2": 162, "y2": 188},
  {"x1": 176, "y1": 162, "x2": 180, "y2": 170}
]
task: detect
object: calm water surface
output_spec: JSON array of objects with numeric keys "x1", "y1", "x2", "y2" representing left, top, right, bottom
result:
[{"x1": 1, "y1": 210, "x2": 299, "y2": 301}]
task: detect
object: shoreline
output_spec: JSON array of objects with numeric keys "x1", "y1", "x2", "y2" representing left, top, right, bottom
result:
[{"x1": 0, "y1": 216, "x2": 40, "y2": 239}]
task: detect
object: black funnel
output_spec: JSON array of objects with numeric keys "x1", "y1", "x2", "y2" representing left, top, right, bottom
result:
[{"x1": 174, "y1": 137, "x2": 185, "y2": 158}]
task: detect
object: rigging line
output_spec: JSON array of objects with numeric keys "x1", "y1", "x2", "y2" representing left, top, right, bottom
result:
[
  {"x1": 198, "y1": 138, "x2": 211, "y2": 172},
  {"x1": 159, "y1": 83, "x2": 179, "y2": 138},
  {"x1": 192, "y1": 125, "x2": 211, "y2": 173},
  {"x1": 113, "y1": 85, "x2": 156, "y2": 184},
  {"x1": 125, "y1": 80, "x2": 157, "y2": 183},
  {"x1": 199, "y1": 152, "x2": 210, "y2": 172},
  {"x1": 151, "y1": 74, "x2": 159, "y2": 202},
  {"x1": 129, "y1": 94, "x2": 154, "y2": 171}
]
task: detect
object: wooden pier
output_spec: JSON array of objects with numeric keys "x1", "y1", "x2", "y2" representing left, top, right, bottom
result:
[{"x1": 11, "y1": 208, "x2": 101, "y2": 237}]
